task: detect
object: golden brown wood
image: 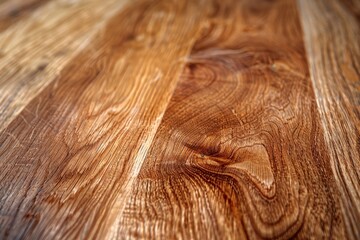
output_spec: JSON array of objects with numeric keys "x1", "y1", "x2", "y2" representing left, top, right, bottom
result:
[
  {"x1": 298, "y1": 0, "x2": 360, "y2": 239},
  {"x1": 0, "y1": 0, "x2": 358, "y2": 239},
  {"x1": 0, "y1": 0, "x2": 129, "y2": 132},
  {"x1": 0, "y1": 0, "x2": 206, "y2": 238},
  {"x1": 114, "y1": 0, "x2": 350, "y2": 239}
]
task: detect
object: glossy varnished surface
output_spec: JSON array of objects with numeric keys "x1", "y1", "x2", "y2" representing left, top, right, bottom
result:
[{"x1": 0, "y1": 0, "x2": 359, "y2": 239}]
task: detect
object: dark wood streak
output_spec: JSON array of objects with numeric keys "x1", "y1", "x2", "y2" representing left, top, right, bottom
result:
[{"x1": 0, "y1": 0, "x2": 50, "y2": 32}]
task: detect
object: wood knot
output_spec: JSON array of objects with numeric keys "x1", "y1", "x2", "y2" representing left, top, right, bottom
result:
[{"x1": 189, "y1": 143, "x2": 274, "y2": 193}]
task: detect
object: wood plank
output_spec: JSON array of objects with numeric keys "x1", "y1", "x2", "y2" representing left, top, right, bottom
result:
[
  {"x1": 0, "y1": 0, "x2": 130, "y2": 132},
  {"x1": 0, "y1": 0, "x2": 206, "y2": 239},
  {"x1": 0, "y1": 0, "x2": 358, "y2": 239},
  {"x1": 114, "y1": 0, "x2": 349, "y2": 239},
  {"x1": 298, "y1": 0, "x2": 360, "y2": 239}
]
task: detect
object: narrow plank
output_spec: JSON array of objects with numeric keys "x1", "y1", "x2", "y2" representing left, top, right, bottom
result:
[
  {"x1": 298, "y1": 0, "x2": 360, "y2": 239},
  {"x1": 0, "y1": 0, "x2": 129, "y2": 132},
  {"x1": 0, "y1": 0, "x2": 206, "y2": 239},
  {"x1": 115, "y1": 0, "x2": 348, "y2": 238}
]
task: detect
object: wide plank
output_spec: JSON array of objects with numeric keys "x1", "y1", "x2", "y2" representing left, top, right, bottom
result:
[
  {"x1": 0, "y1": 0, "x2": 206, "y2": 238},
  {"x1": 115, "y1": 0, "x2": 348, "y2": 239},
  {"x1": 298, "y1": 0, "x2": 360, "y2": 239}
]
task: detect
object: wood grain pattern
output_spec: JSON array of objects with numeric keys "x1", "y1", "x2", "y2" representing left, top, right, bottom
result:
[
  {"x1": 0, "y1": 0, "x2": 50, "y2": 32},
  {"x1": 114, "y1": 0, "x2": 349, "y2": 239},
  {"x1": 0, "y1": 0, "x2": 358, "y2": 239},
  {"x1": 298, "y1": 0, "x2": 360, "y2": 239},
  {"x1": 0, "y1": 0, "x2": 129, "y2": 132},
  {"x1": 0, "y1": 0, "x2": 205, "y2": 238}
]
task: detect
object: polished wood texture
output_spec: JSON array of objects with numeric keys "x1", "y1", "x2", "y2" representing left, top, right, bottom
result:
[
  {"x1": 298, "y1": 0, "x2": 360, "y2": 238},
  {"x1": 0, "y1": 0, "x2": 358, "y2": 239}
]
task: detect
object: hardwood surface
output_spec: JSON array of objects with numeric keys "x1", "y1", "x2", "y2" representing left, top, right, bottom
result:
[
  {"x1": 0, "y1": 0, "x2": 358, "y2": 239},
  {"x1": 298, "y1": 0, "x2": 360, "y2": 238}
]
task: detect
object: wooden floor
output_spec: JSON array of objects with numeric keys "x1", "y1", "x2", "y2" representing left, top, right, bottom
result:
[{"x1": 0, "y1": 0, "x2": 359, "y2": 239}]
